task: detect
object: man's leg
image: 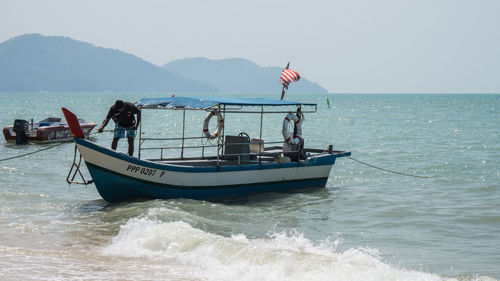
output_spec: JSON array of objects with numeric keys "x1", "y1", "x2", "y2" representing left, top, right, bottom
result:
[
  {"x1": 111, "y1": 138, "x2": 119, "y2": 150},
  {"x1": 113, "y1": 124, "x2": 125, "y2": 151},
  {"x1": 127, "y1": 137, "x2": 134, "y2": 156},
  {"x1": 126, "y1": 127, "x2": 137, "y2": 157}
]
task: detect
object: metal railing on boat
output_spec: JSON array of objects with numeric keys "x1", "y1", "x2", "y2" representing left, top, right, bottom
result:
[
  {"x1": 136, "y1": 103, "x2": 322, "y2": 167},
  {"x1": 137, "y1": 137, "x2": 337, "y2": 167},
  {"x1": 139, "y1": 137, "x2": 290, "y2": 160}
]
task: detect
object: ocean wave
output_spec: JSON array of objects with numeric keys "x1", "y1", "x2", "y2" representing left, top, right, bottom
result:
[{"x1": 101, "y1": 217, "x2": 492, "y2": 281}]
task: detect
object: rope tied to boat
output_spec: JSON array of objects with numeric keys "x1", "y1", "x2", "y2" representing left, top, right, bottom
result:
[
  {"x1": 0, "y1": 142, "x2": 66, "y2": 162},
  {"x1": 0, "y1": 130, "x2": 112, "y2": 162},
  {"x1": 346, "y1": 156, "x2": 429, "y2": 179}
]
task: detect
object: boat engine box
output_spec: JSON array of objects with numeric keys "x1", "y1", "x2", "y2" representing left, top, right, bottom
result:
[{"x1": 224, "y1": 135, "x2": 250, "y2": 161}]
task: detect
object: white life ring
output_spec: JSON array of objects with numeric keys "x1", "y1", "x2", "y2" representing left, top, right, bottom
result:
[
  {"x1": 282, "y1": 113, "x2": 302, "y2": 145},
  {"x1": 203, "y1": 110, "x2": 224, "y2": 139}
]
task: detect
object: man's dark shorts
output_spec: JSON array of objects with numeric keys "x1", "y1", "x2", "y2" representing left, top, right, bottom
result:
[{"x1": 114, "y1": 124, "x2": 136, "y2": 139}]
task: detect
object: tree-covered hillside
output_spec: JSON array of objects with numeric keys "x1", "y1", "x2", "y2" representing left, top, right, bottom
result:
[{"x1": 0, "y1": 34, "x2": 216, "y2": 92}]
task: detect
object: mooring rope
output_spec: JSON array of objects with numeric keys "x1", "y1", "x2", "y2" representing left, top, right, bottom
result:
[
  {"x1": 0, "y1": 130, "x2": 113, "y2": 162},
  {"x1": 0, "y1": 142, "x2": 67, "y2": 162},
  {"x1": 1, "y1": 131, "x2": 429, "y2": 180},
  {"x1": 346, "y1": 156, "x2": 429, "y2": 179}
]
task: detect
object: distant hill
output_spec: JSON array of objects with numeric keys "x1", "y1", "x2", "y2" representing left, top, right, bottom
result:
[
  {"x1": 162, "y1": 57, "x2": 328, "y2": 94},
  {"x1": 0, "y1": 34, "x2": 328, "y2": 93},
  {"x1": 0, "y1": 34, "x2": 216, "y2": 92}
]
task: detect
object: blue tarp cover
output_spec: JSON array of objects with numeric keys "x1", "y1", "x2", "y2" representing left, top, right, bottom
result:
[{"x1": 135, "y1": 97, "x2": 316, "y2": 109}]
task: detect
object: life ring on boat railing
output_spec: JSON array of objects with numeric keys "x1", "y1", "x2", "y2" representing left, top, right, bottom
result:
[
  {"x1": 203, "y1": 110, "x2": 224, "y2": 139},
  {"x1": 282, "y1": 113, "x2": 302, "y2": 145}
]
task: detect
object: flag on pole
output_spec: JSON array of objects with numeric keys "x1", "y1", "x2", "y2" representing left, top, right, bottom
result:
[
  {"x1": 280, "y1": 63, "x2": 300, "y2": 100},
  {"x1": 280, "y1": 68, "x2": 300, "y2": 90}
]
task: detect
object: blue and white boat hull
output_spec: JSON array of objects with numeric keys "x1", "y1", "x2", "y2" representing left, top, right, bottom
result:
[{"x1": 74, "y1": 138, "x2": 348, "y2": 202}]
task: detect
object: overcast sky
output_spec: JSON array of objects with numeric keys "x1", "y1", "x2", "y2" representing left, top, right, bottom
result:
[{"x1": 1, "y1": 0, "x2": 499, "y2": 93}]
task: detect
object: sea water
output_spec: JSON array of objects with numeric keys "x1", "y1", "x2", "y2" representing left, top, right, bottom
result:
[{"x1": 0, "y1": 92, "x2": 498, "y2": 280}]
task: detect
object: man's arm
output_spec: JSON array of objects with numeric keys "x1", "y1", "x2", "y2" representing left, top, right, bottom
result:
[
  {"x1": 133, "y1": 109, "x2": 141, "y2": 130},
  {"x1": 98, "y1": 107, "x2": 114, "y2": 133},
  {"x1": 98, "y1": 117, "x2": 110, "y2": 133}
]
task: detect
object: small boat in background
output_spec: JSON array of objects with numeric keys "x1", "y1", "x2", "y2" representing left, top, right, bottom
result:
[{"x1": 3, "y1": 117, "x2": 97, "y2": 144}]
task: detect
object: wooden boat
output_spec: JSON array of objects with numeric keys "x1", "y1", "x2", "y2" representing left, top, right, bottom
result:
[
  {"x1": 3, "y1": 117, "x2": 97, "y2": 144},
  {"x1": 62, "y1": 97, "x2": 350, "y2": 202}
]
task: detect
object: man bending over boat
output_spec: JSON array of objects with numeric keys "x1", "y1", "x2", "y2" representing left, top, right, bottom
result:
[{"x1": 98, "y1": 100, "x2": 141, "y2": 156}]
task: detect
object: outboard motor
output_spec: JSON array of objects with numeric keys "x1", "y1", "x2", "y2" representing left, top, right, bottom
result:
[{"x1": 13, "y1": 119, "x2": 29, "y2": 145}]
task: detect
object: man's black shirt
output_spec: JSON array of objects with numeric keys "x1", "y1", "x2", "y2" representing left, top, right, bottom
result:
[{"x1": 106, "y1": 102, "x2": 140, "y2": 127}]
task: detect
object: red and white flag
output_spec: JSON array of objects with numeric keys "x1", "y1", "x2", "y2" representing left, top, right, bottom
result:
[{"x1": 280, "y1": 68, "x2": 300, "y2": 89}]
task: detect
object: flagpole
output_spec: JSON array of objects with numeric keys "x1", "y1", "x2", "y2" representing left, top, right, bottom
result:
[{"x1": 280, "y1": 62, "x2": 290, "y2": 100}]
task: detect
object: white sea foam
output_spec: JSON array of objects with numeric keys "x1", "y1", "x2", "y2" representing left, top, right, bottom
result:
[{"x1": 101, "y1": 217, "x2": 480, "y2": 281}]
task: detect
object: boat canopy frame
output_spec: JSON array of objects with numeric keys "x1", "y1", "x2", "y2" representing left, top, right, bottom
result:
[
  {"x1": 135, "y1": 96, "x2": 318, "y2": 163},
  {"x1": 135, "y1": 96, "x2": 317, "y2": 111}
]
